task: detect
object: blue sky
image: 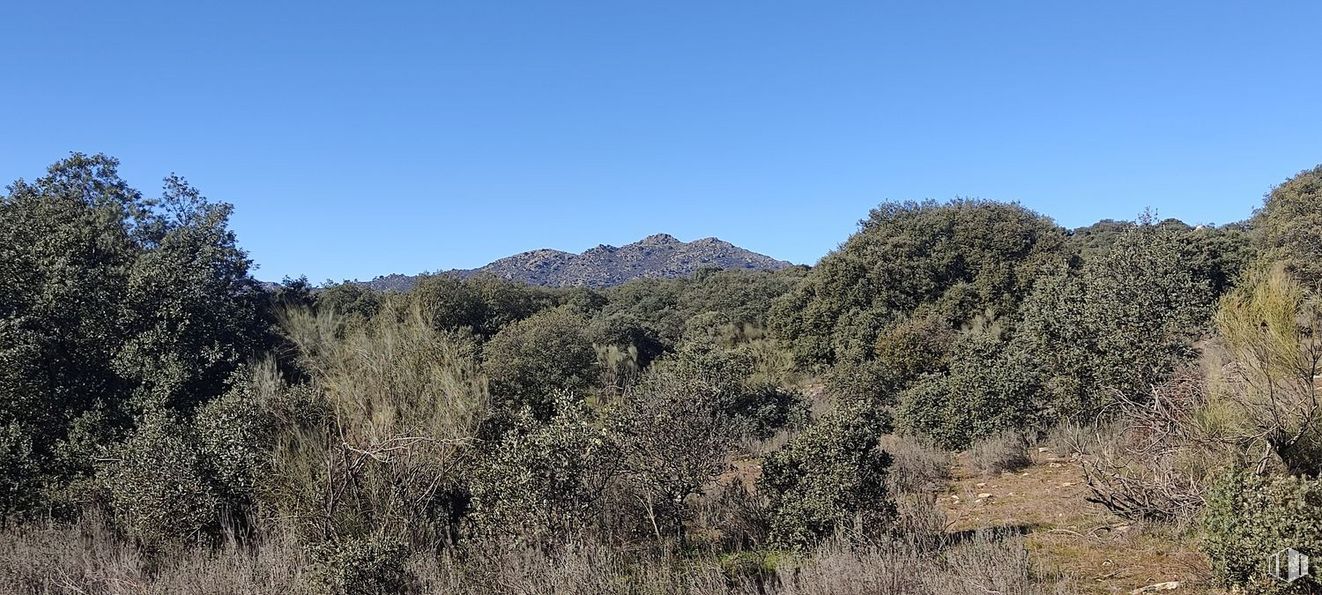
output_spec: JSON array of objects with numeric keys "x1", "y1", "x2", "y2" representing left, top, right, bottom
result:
[{"x1": 3, "y1": 1, "x2": 1320, "y2": 282}]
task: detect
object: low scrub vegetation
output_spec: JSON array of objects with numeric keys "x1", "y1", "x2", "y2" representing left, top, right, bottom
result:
[{"x1": 2, "y1": 154, "x2": 1320, "y2": 593}]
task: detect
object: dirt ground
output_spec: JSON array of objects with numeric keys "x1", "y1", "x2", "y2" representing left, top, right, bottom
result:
[{"x1": 943, "y1": 448, "x2": 1219, "y2": 594}]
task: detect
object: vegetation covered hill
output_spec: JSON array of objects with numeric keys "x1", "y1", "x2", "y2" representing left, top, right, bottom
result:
[
  {"x1": 361, "y1": 232, "x2": 793, "y2": 291},
  {"x1": 4, "y1": 153, "x2": 1322, "y2": 594}
]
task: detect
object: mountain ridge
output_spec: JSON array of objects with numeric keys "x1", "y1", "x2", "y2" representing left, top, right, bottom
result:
[{"x1": 360, "y1": 233, "x2": 792, "y2": 291}]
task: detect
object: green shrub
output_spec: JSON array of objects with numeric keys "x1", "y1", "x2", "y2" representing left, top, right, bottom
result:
[
  {"x1": 896, "y1": 333, "x2": 1040, "y2": 450},
  {"x1": 194, "y1": 363, "x2": 282, "y2": 510},
  {"x1": 768, "y1": 199, "x2": 1066, "y2": 368},
  {"x1": 467, "y1": 395, "x2": 613, "y2": 542},
  {"x1": 759, "y1": 406, "x2": 896, "y2": 549},
  {"x1": 484, "y1": 306, "x2": 597, "y2": 419},
  {"x1": 100, "y1": 413, "x2": 222, "y2": 550},
  {"x1": 308, "y1": 531, "x2": 412, "y2": 595},
  {"x1": 1202, "y1": 469, "x2": 1322, "y2": 593},
  {"x1": 0, "y1": 422, "x2": 39, "y2": 519}
]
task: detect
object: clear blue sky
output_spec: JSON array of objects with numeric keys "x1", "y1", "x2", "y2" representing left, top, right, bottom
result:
[{"x1": 3, "y1": 2, "x2": 1320, "y2": 282}]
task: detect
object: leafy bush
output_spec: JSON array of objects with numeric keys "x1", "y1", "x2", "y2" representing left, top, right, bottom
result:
[
  {"x1": 1203, "y1": 469, "x2": 1322, "y2": 593},
  {"x1": 194, "y1": 362, "x2": 283, "y2": 511},
  {"x1": 467, "y1": 395, "x2": 613, "y2": 542},
  {"x1": 897, "y1": 333, "x2": 1040, "y2": 450},
  {"x1": 308, "y1": 531, "x2": 411, "y2": 595},
  {"x1": 484, "y1": 306, "x2": 597, "y2": 419},
  {"x1": 759, "y1": 406, "x2": 896, "y2": 549},
  {"x1": 1257, "y1": 164, "x2": 1322, "y2": 287},
  {"x1": 100, "y1": 413, "x2": 222, "y2": 551},
  {"x1": 0, "y1": 422, "x2": 39, "y2": 519},
  {"x1": 769, "y1": 199, "x2": 1066, "y2": 368},
  {"x1": 1017, "y1": 219, "x2": 1215, "y2": 417}
]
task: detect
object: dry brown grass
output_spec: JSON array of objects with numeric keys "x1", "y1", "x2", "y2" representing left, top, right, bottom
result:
[
  {"x1": 881, "y1": 434, "x2": 953, "y2": 496},
  {"x1": 0, "y1": 515, "x2": 1067, "y2": 595},
  {"x1": 414, "y1": 533, "x2": 1065, "y2": 595},
  {"x1": 0, "y1": 517, "x2": 308, "y2": 595},
  {"x1": 968, "y1": 431, "x2": 1031, "y2": 475},
  {"x1": 942, "y1": 447, "x2": 1217, "y2": 594}
]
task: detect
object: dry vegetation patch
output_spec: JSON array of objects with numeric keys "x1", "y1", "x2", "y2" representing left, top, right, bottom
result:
[{"x1": 943, "y1": 446, "x2": 1217, "y2": 594}]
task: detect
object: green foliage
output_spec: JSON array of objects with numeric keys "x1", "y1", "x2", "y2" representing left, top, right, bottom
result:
[
  {"x1": 194, "y1": 362, "x2": 282, "y2": 509},
  {"x1": 484, "y1": 306, "x2": 598, "y2": 418},
  {"x1": 599, "y1": 268, "x2": 805, "y2": 349},
  {"x1": 0, "y1": 422, "x2": 39, "y2": 519},
  {"x1": 308, "y1": 531, "x2": 412, "y2": 595},
  {"x1": 467, "y1": 395, "x2": 613, "y2": 542},
  {"x1": 1257, "y1": 164, "x2": 1322, "y2": 288},
  {"x1": 829, "y1": 312, "x2": 956, "y2": 407},
  {"x1": 1070, "y1": 218, "x2": 1252, "y2": 297},
  {"x1": 759, "y1": 406, "x2": 895, "y2": 549},
  {"x1": 1203, "y1": 469, "x2": 1322, "y2": 593},
  {"x1": 113, "y1": 174, "x2": 268, "y2": 411},
  {"x1": 405, "y1": 275, "x2": 558, "y2": 338},
  {"x1": 769, "y1": 199, "x2": 1066, "y2": 368},
  {"x1": 0, "y1": 154, "x2": 270, "y2": 518},
  {"x1": 897, "y1": 333, "x2": 1041, "y2": 450},
  {"x1": 100, "y1": 413, "x2": 222, "y2": 550},
  {"x1": 316, "y1": 281, "x2": 382, "y2": 322},
  {"x1": 587, "y1": 311, "x2": 667, "y2": 372},
  {"x1": 1017, "y1": 219, "x2": 1215, "y2": 416}
]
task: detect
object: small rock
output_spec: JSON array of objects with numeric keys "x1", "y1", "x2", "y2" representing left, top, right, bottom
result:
[
  {"x1": 975, "y1": 482, "x2": 987, "y2": 488},
  {"x1": 1130, "y1": 581, "x2": 1180, "y2": 593},
  {"x1": 976, "y1": 493, "x2": 993, "y2": 499},
  {"x1": 1061, "y1": 482, "x2": 1074, "y2": 487},
  {"x1": 1038, "y1": 447, "x2": 1049, "y2": 452},
  {"x1": 1049, "y1": 462, "x2": 1063, "y2": 468}
]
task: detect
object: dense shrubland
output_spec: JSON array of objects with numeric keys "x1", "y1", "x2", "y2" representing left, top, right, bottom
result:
[{"x1": 1, "y1": 153, "x2": 1319, "y2": 593}]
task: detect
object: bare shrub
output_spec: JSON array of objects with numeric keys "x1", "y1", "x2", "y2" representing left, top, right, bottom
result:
[
  {"x1": 0, "y1": 517, "x2": 1065, "y2": 595},
  {"x1": 1078, "y1": 371, "x2": 1235, "y2": 522},
  {"x1": 880, "y1": 434, "x2": 952, "y2": 495},
  {"x1": 763, "y1": 531, "x2": 1064, "y2": 595},
  {"x1": 968, "y1": 431, "x2": 1030, "y2": 474},
  {"x1": 411, "y1": 530, "x2": 1061, "y2": 595},
  {"x1": 891, "y1": 493, "x2": 949, "y2": 549}
]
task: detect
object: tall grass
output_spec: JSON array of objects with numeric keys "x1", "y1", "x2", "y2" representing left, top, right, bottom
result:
[
  {"x1": 0, "y1": 518, "x2": 1064, "y2": 595},
  {"x1": 270, "y1": 306, "x2": 489, "y2": 545}
]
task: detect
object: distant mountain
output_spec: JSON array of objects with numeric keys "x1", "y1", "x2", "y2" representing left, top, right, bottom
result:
[{"x1": 360, "y1": 233, "x2": 792, "y2": 291}]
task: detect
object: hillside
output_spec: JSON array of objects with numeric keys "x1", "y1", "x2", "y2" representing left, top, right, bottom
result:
[{"x1": 362, "y1": 233, "x2": 792, "y2": 290}]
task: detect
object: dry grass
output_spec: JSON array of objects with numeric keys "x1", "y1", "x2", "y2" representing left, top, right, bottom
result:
[
  {"x1": 969, "y1": 431, "x2": 1031, "y2": 475},
  {"x1": 881, "y1": 434, "x2": 953, "y2": 496},
  {"x1": 415, "y1": 532, "x2": 1064, "y2": 595},
  {"x1": 0, "y1": 515, "x2": 1067, "y2": 595},
  {"x1": 942, "y1": 448, "x2": 1216, "y2": 594},
  {"x1": 0, "y1": 517, "x2": 308, "y2": 595}
]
